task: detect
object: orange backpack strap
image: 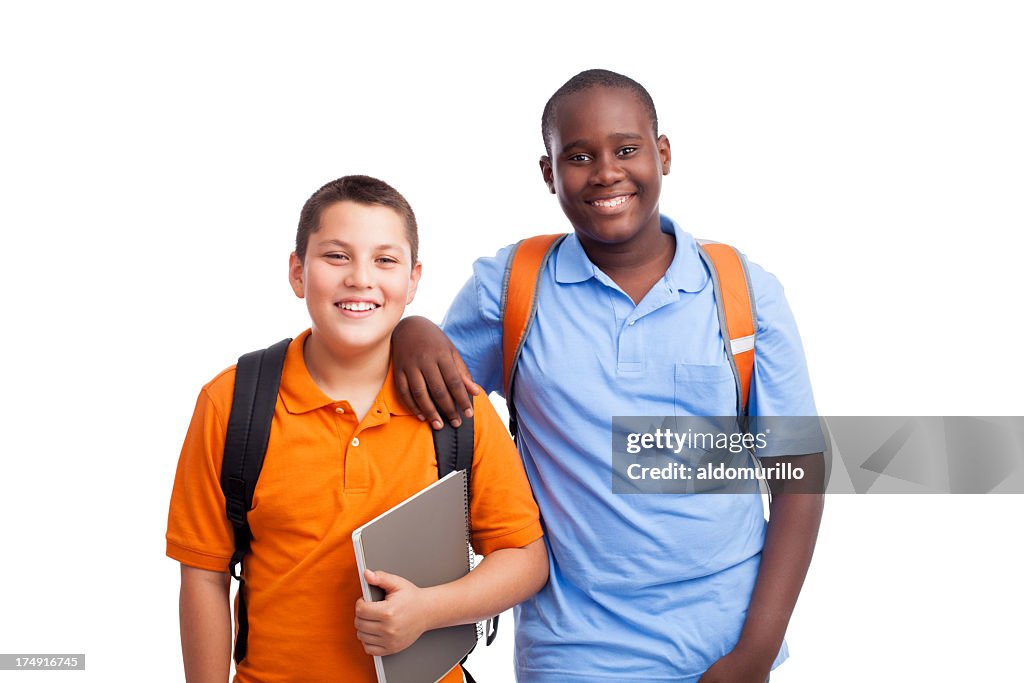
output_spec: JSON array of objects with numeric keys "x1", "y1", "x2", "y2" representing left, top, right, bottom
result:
[
  {"x1": 500, "y1": 234, "x2": 568, "y2": 398},
  {"x1": 696, "y1": 241, "x2": 757, "y2": 416}
]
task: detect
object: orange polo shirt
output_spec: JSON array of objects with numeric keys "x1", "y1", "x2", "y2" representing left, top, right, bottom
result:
[{"x1": 166, "y1": 330, "x2": 543, "y2": 683}]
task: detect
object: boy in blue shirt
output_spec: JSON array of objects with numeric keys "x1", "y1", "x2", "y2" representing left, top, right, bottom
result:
[{"x1": 393, "y1": 70, "x2": 824, "y2": 683}]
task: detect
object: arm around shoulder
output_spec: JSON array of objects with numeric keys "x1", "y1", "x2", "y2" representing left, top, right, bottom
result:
[{"x1": 392, "y1": 316, "x2": 480, "y2": 429}]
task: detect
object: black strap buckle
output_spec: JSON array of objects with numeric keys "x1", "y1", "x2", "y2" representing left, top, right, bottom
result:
[{"x1": 485, "y1": 614, "x2": 499, "y2": 645}]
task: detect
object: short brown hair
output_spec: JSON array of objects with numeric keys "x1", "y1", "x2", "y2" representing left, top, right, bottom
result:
[{"x1": 295, "y1": 175, "x2": 418, "y2": 263}]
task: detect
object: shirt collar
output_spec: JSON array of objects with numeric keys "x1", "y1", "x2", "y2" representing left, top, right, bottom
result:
[
  {"x1": 279, "y1": 329, "x2": 415, "y2": 416},
  {"x1": 554, "y1": 232, "x2": 598, "y2": 284},
  {"x1": 662, "y1": 215, "x2": 711, "y2": 293},
  {"x1": 553, "y1": 214, "x2": 709, "y2": 293},
  {"x1": 377, "y1": 365, "x2": 415, "y2": 416}
]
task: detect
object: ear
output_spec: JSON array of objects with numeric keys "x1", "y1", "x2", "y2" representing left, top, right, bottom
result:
[
  {"x1": 405, "y1": 261, "x2": 423, "y2": 305},
  {"x1": 657, "y1": 135, "x2": 672, "y2": 175},
  {"x1": 288, "y1": 252, "x2": 305, "y2": 299},
  {"x1": 539, "y1": 156, "x2": 556, "y2": 194}
]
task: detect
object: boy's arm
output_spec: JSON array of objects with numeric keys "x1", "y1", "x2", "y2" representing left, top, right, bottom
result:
[
  {"x1": 698, "y1": 453, "x2": 825, "y2": 683},
  {"x1": 393, "y1": 248, "x2": 511, "y2": 430},
  {"x1": 355, "y1": 385, "x2": 546, "y2": 657},
  {"x1": 179, "y1": 564, "x2": 232, "y2": 683},
  {"x1": 392, "y1": 316, "x2": 480, "y2": 430},
  {"x1": 354, "y1": 538, "x2": 548, "y2": 656}
]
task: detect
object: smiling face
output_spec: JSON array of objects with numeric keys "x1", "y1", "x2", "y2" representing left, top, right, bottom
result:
[
  {"x1": 288, "y1": 200, "x2": 421, "y2": 360},
  {"x1": 540, "y1": 85, "x2": 671, "y2": 251}
]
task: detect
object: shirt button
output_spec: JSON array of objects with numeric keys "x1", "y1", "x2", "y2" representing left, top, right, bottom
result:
[
  {"x1": 335, "y1": 407, "x2": 345, "y2": 414},
  {"x1": 351, "y1": 437, "x2": 360, "y2": 447},
  {"x1": 628, "y1": 320, "x2": 636, "y2": 326}
]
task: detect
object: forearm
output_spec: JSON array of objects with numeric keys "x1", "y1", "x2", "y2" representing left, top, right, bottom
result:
[
  {"x1": 423, "y1": 538, "x2": 548, "y2": 629},
  {"x1": 179, "y1": 565, "x2": 232, "y2": 683},
  {"x1": 737, "y1": 454, "x2": 824, "y2": 659}
]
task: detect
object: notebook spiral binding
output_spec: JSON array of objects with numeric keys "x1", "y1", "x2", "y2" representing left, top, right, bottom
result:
[{"x1": 460, "y1": 470, "x2": 484, "y2": 641}]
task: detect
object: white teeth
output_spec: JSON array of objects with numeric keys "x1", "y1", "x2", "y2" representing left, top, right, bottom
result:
[
  {"x1": 591, "y1": 195, "x2": 630, "y2": 208},
  {"x1": 338, "y1": 302, "x2": 379, "y2": 311}
]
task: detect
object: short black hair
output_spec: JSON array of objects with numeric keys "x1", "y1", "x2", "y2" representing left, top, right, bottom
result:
[
  {"x1": 295, "y1": 175, "x2": 418, "y2": 264},
  {"x1": 541, "y1": 69, "x2": 659, "y2": 155}
]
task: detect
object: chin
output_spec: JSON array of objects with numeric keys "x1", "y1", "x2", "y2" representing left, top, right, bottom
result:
[
  {"x1": 314, "y1": 325, "x2": 384, "y2": 355},
  {"x1": 578, "y1": 219, "x2": 646, "y2": 245}
]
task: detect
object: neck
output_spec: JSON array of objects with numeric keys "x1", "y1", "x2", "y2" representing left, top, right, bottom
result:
[
  {"x1": 578, "y1": 215, "x2": 675, "y2": 281},
  {"x1": 302, "y1": 331, "x2": 390, "y2": 412}
]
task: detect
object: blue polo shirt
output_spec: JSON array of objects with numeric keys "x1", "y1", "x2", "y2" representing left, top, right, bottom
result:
[{"x1": 442, "y1": 215, "x2": 821, "y2": 682}]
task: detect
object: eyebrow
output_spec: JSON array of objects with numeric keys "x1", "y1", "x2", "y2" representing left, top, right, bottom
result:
[
  {"x1": 560, "y1": 132, "x2": 645, "y2": 154},
  {"x1": 316, "y1": 239, "x2": 404, "y2": 251}
]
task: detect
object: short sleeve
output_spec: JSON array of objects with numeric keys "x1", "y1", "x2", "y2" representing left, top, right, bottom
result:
[
  {"x1": 441, "y1": 246, "x2": 515, "y2": 396},
  {"x1": 746, "y1": 262, "x2": 826, "y2": 456},
  {"x1": 165, "y1": 384, "x2": 235, "y2": 571},
  {"x1": 465, "y1": 394, "x2": 543, "y2": 556}
]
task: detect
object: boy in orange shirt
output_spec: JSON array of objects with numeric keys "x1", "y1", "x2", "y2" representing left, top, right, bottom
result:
[{"x1": 166, "y1": 175, "x2": 547, "y2": 683}]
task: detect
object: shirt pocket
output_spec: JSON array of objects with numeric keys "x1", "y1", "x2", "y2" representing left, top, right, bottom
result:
[{"x1": 674, "y1": 362, "x2": 737, "y2": 416}]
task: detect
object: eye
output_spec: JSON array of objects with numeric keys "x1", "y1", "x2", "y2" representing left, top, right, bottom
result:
[
  {"x1": 376, "y1": 255, "x2": 400, "y2": 265},
  {"x1": 617, "y1": 146, "x2": 638, "y2": 157},
  {"x1": 567, "y1": 153, "x2": 592, "y2": 163},
  {"x1": 324, "y1": 252, "x2": 349, "y2": 262}
]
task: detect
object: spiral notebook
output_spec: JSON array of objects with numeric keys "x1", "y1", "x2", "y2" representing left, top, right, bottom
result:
[{"x1": 352, "y1": 469, "x2": 477, "y2": 683}]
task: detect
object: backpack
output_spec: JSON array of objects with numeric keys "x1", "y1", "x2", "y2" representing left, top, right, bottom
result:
[
  {"x1": 499, "y1": 234, "x2": 757, "y2": 438},
  {"x1": 219, "y1": 338, "x2": 483, "y2": 666}
]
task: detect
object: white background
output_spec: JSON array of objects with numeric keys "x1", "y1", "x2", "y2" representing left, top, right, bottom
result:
[{"x1": 1, "y1": 1, "x2": 1022, "y2": 681}]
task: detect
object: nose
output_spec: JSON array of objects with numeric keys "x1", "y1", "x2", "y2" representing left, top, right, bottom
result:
[
  {"x1": 590, "y1": 152, "x2": 626, "y2": 186},
  {"x1": 344, "y1": 259, "x2": 373, "y2": 289}
]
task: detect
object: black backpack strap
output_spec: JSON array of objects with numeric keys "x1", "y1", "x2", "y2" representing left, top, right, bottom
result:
[
  {"x1": 431, "y1": 417, "x2": 500, "y2": 648},
  {"x1": 220, "y1": 338, "x2": 290, "y2": 664},
  {"x1": 432, "y1": 417, "x2": 474, "y2": 481}
]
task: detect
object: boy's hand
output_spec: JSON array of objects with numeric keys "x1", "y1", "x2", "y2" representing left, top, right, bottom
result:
[
  {"x1": 392, "y1": 317, "x2": 480, "y2": 430},
  {"x1": 354, "y1": 570, "x2": 434, "y2": 656},
  {"x1": 697, "y1": 643, "x2": 772, "y2": 683}
]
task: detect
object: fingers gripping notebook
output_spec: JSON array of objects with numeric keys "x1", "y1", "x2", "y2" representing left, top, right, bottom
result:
[{"x1": 352, "y1": 470, "x2": 477, "y2": 683}]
